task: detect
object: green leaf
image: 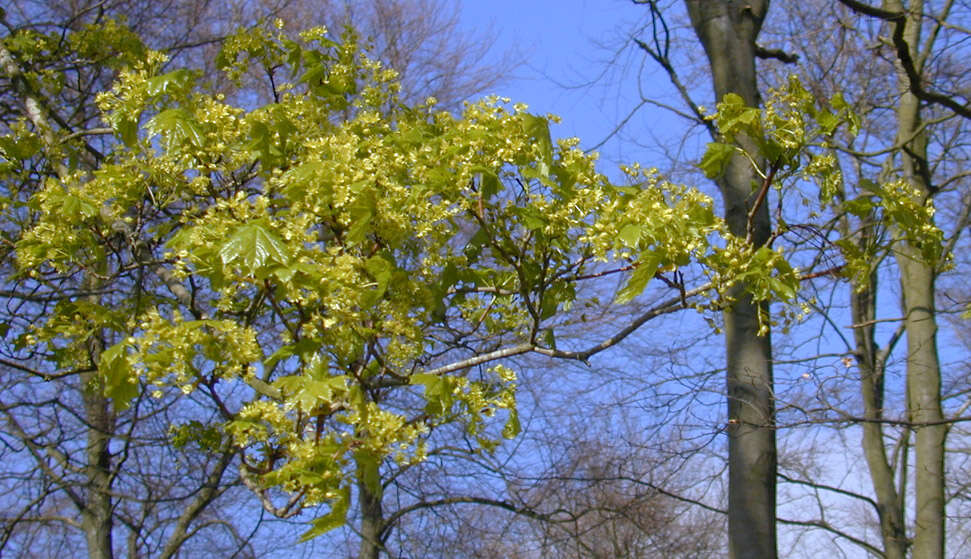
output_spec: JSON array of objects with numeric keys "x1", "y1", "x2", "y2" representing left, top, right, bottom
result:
[
  {"x1": 365, "y1": 254, "x2": 394, "y2": 291},
  {"x1": 859, "y1": 178, "x2": 882, "y2": 194},
  {"x1": 615, "y1": 251, "x2": 662, "y2": 304},
  {"x1": 411, "y1": 373, "x2": 452, "y2": 416},
  {"x1": 522, "y1": 114, "x2": 553, "y2": 171},
  {"x1": 146, "y1": 68, "x2": 197, "y2": 97},
  {"x1": 147, "y1": 108, "x2": 206, "y2": 148},
  {"x1": 514, "y1": 206, "x2": 547, "y2": 231},
  {"x1": 61, "y1": 193, "x2": 97, "y2": 220},
  {"x1": 464, "y1": 227, "x2": 488, "y2": 260},
  {"x1": 540, "y1": 293, "x2": 559, "y2": 320},
  {"x1": 502, "y1": 408, "x2": 521, "y2": 439},
  {"x1": 101, "y1": 342, "x2": 137, "y2": 411},
  {"x1": 769, "y1": 276, "x2": 797, "y2": 300},
  {"x1": 219, "y1": 221, "x2": 292, "y2": 276},
  {"x1": 284, "y1": 160, "x2": 326, "y2": 187},
  {"x1": 0, "y1": 134, "x2": 42, "y2": 160},
  {"x1": 298, "y1": 62, "x2": 327, "y2": 90},
  {"x1": 346, "y1": 187, "x2": 376, "y2": 243},
  {"x1": 542, "y1": 327, "x2": 556, "y2": 350},
  {"x1": 441, "y1": 261, "x2": 459, "y2": 289},
  {"x1": 618, "y1": 223, "x2": 642, "y2": 247},
  {"x1": 816, "y1": 110, "x2": 840, "y2": 135},
  {"x1": 360, "y1": 254, "x2": 393, "y2": 308},
  {"x1": 844, "y1": 195, "x2": 875, "y2": 217},
  {"x1": 116, "y1": 118, "x2": 139, "y2": 147},
  {"x1": 720, "y1": 93, "x2": 745, "y2": 108},
  {"x1": 299, "y1": 485, "x2": 350, "y2": 541},
  {"x1": 699, "y1": 142, "x2": 735, "y2": 179},
  {"x1": 477, "y1": 169, "x2": 500, "y2": 198},
  {"x1": 271, "y1": 264, "x2": 297, "y2": 283},
  {"x1": 306, "y1": 353, "x2": 330, "y2": 381}
]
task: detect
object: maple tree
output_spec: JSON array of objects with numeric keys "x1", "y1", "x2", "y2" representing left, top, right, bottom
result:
[{"x1": 0, "y1": 18, "x2": 807, "y2": 546}]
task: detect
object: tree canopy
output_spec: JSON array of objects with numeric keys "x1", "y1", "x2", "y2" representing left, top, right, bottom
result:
[
  {"x1": 2, "y1": 3, "x2": 961, "y2": 558},
  {"x1": 0, "y1": 16, "x2": 811, "y2": 545}
]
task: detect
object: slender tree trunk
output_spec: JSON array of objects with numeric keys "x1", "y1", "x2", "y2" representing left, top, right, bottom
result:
[
  {"x1": 684, "y1": 3, "x2": 776, "y2": 558},
  {"x1": 2, "y1": 41, "x2": 117, "y2": 559},
  {"x1": 82, "y1": 270, "x2": 115, "y2": 559},
  {"x1": 851, "y1": 262, "x2": 908, "y2": 559},
  {"x1": 898, "y1": 245, "x2": 945, "y2": 559},
  {"x1": 887, "y1": 2, "x2": 946, "y2": 557},
  {"x1": 358, "y1": 475, "x2": 384, "y2": 559},
  {"x1": 80, "y1": 372, "x2": 115, "y2": 559}
]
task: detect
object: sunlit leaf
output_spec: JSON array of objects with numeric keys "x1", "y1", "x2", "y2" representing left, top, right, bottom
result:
[
  {"x1": 699, "y1": 142, "x2": 735, "y2": 179},
  {"x1": 146, "y1": 108, "x2": 206, "y2": 148},
  {"x1": 299, "y1": 485, "x2": 350, "y2": 541},
  {"x1": 615, "y1": 251, "x2": 661, "y2": 304},
  {"x1": 219, "y1": 221, "x2": 291, "y2": 276}
]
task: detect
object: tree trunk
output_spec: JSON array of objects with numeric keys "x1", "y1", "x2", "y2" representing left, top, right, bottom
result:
[
  {"x1": 851, "y1": 263, "x2": 908, "y2": 559},
  {"x1": 80, "y1": 374, "x2": 115, "y2": 559},
  {"x1": 887, "y1": 2, "x2": 946, "y2": 558},
  {"x1": 684, "y1": 3, "x2": 776, "y2": 559},
  {"x1": 898, "y1": 245, "x2": 945, "y2": 559},
  {"x1": 358, "y1": 476, "x2": 384, "y2": 559}
]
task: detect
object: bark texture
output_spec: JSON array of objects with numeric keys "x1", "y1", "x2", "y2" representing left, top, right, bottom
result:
[
  {"x1": 358, "y1": 475, "x2": 384, "y2": 559},
  {"x1": 80, "y1": 377, "x2": 115, "y2": 559},
  {"x1": 852, "y1": 264, "x2": 908, "y2": 559},
  {"x1": 887, "y1": 2, "x2": 947, "y2": 558},
  {"x1": 683, "y1": 2, "x2": 776, "y2": 558}
]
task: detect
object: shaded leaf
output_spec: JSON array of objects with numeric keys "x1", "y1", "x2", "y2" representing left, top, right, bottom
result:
[
  {"x1": 502, "y1": 408, "x2": 521, "y2": 439},
  {"x1": 100, "y1": 342, "x2": 137, "y2": 411}
]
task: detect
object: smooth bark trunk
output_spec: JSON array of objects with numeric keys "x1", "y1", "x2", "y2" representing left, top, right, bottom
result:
[
  {"x1": 887, "y1": 2, "x2": 946, "y2": 557},
  {"x1": 851, "y1": 265, "x2": 908, "y2": 559},
  {"x1": 80, "y1": 373, "x2": 115, "y2": 559},
  {"x1": 684, "y1": 3, "x2": 776, "y2": 558},
  {"x1": 358, "y1": 476, "x2": 384, "y2": 559},
  {"x1": 898, "y1": 245, "x2": 945, "y2": 559}
]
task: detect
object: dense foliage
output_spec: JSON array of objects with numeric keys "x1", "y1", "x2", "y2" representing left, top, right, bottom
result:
[
  {"x1": 0, "y1": 19, "x2": 805, "y2": 539},
  {"x1": 2, "y1": 6, "x2": 950, "y2": 555}
]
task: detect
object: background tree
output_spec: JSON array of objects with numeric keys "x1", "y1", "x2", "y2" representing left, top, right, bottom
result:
[{"x1": 614, "y1": 1, "x2": 971, "y2": 557}]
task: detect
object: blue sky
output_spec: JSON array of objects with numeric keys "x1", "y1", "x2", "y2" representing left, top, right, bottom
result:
[{"x1": 459, "y1": 1, "x2": 665, "y2": 167}]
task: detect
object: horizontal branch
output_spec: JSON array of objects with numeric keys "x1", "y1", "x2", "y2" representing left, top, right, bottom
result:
[
  {"x1": 418, "y1": 343, "x2": 535, "y2": 377},
  {"x1": 534, "y1": 285, "x2": 704, "y2": 362},
  {"x1": 777, "y1": 515, "x2": 884, "y2": 557}
]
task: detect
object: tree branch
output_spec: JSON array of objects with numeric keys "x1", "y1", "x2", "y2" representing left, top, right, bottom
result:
[{"x1": 837, "y1": 0, "x2": 971, "y2": 119}]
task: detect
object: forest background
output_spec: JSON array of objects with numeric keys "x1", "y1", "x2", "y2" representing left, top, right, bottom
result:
[{"x1": 2, "y1": 1, "x2": 970, "y2": 559}]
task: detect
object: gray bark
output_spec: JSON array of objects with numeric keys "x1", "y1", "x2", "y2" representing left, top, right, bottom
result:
[
  {"x1": 683, "y1": 2, "x2": 776, "y2": 559},
  {"x1": 886, "y1": 2, "x2": 947, "y2": 557},
  {"x1": 851, "y1": 261, "x2": 908, "y2": 559},
  {"x1": 898, "y1": 243, "x2": 946, "y2": 559},
  {"x1": 80, "y1": 374, "x2": 115, "y2": 559},
  {"x1": 358, "y1": 475, "x2": 384, "y2": 559}
]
